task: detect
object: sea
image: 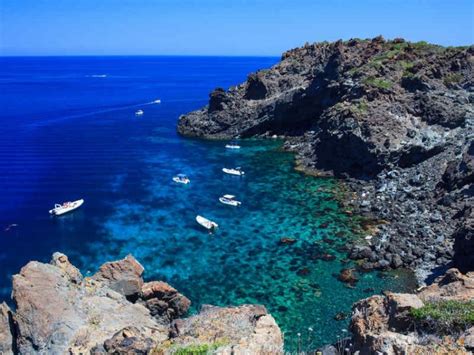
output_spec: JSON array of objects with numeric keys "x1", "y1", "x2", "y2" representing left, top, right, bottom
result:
[{"x1": 0, "y1": 56, "x2": 416, "y2": 351}]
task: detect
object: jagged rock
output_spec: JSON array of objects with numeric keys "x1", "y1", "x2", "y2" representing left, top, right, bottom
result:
[
  {"x1": 417, "y1": 268, "x2": 474, "y2": 302},
  {"x1": 349, "y1": 268, "x2": 473, "y2": 354},
  {"x1": 386, "y1": 292, "x2": 423, "y2": 329},
  {"x1": 50, "y1": 251, "x2": 83, "y2": 284},
  {"x1": 168, "y1": 304, "x2": 283, "y2": 354},
  {"x1": 92, "y1": 254, "x2": 144, "y2": 299},
  {"x1": 0, "y1": 302, "x2": 13, "y2": 355},
  {"x1": 12, "y1": 254, "x2": 167, "y2": 354},
  {"x1": 100, "y1": 326, "x2": 156, "y2": 354},
  {"x1": 140, "y1": 281, "x2": 191, "y2": 322},
  {"x1": 6, "y1": 253, "x2": 284, "y2": 354}
]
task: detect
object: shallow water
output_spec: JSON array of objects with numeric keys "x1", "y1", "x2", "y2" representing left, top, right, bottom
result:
[{"x1": 0, "y1": 56, "x2": 415, "y2": 350}]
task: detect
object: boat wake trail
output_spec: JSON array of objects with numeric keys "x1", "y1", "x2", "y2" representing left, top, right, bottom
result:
[{"x1": 27, "y1": 101, "x2": 157, "y2": 128}]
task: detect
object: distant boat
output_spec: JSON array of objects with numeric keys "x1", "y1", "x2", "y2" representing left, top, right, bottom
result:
[
  {"x1": 219, "y1": 194, "x2": 241, "y2": 207},
  {"x1": 225, "y1": 142, "x2": 241, "y2": 149},
  {"x1": 196, "y1": 215, "x2": 218, "y2": 230},
  {"x1": 153, "y1": 99, "x2": 161, "y2": 104},
  {"x1": 49, "y1": 199, "x2": 84, "y2": 216},
  {"x1": 173, "y1": 174, "x2": 190, "y2": 184},
  {"x1": 222, "y1": 167, "x2": 245, "y2": 176},
  {"x1": 135, "y1": 110, "x2": 144, "y2": 116}
]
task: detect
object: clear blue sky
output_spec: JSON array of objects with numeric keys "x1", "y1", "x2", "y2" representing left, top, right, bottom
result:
[{"x1": 1, "y1": 0, "x2": 473, "y2": 56}]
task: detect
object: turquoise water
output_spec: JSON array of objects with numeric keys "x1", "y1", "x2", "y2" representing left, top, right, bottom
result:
[
  {"x1": 0, "y1": 57, "x2": 415, "y2": 351},
  {"x1": 74, "y1": 136, "x2": 415, "y2": 350}
]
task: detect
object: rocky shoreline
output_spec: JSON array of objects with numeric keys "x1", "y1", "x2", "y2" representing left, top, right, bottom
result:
[
  {"x1": 1, "y1": 254, "x2": 472, "y2": 354},
  {"x1": 0, "y1": 253, "x2": 283, "y2": 354},
  {"x1": 178, "y1": 36, "x2": 473, "y2": 282}
]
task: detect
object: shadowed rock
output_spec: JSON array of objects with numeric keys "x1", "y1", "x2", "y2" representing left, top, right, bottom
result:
[{"x1": 92, "y1": 254, "x2": 144, "y2": 300}]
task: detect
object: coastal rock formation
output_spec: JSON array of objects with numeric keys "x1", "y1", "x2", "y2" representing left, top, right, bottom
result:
[
  {"x1": 4, "y1": 253, "x2": 283, "y2": 354},
  {"x1": 348, "y1": 268, "x2": 474, "y2": 354},
  {"x1": 0, "y1": 303, "x2": 13, "y2": 355},
  {"x1": 178, "y1": 37, "x2": 473, "y2": 279},
  {"x1": 168, "y1": 304, "x2": 283, "y2": 354}
]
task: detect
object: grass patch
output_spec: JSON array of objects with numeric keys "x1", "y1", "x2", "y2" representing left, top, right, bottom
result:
[
  {"x1": 410, "y1": 300, "x2": 474, "y2": 335},
  {"x1": 444, "y1": 73, "x2": 463, "y2": 86},
  {"x1": 171, "y1": 340, "x2": 228, "y2": 355},
  {"x1": 363, "y1": 76, "x2": 393, "y2": 90}
]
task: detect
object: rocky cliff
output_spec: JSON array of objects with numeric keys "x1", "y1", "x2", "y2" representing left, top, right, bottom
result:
[
  {"x1": 0, "y1": 253, "x2": 283, "y2": 354},
  {"x1": 335, "y1": 268, "x2": 474, "y2": 354},
  {"x1": 178, "y1": 37, "x2": 473, "y2": 280}
]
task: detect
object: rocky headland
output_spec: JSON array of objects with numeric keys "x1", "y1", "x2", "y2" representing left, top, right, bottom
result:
[
  {"x1": 0, "y1": 253, "x2": 283, "y2": 354},
  {"x1": 178, "y1": 36, "x2": 473, "y2": 281}
]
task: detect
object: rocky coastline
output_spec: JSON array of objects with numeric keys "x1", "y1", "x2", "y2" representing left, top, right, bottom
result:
[
  {"x1": 178, "y1": 36, "x2": 473, "y2": 282},
  {"x1": 1, "y1": 254, "x2": 472, "y2": 354},
  {"x1": 0, "y1": 253, "x2": 283, "y2": 354}
]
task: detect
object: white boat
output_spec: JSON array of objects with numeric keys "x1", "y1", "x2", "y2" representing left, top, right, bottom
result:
[
  {"x1": 49, "y1": 199, "x2": 84, "y2": 216},
  {"x1": 135, "y1": 110, "x2": 144, "y2": 116},
  {"x1": 173, "y1": 174, "x2": 190, "y2": 184},
  {"x1": 225, "y1": 143, "x2": 241, "y2": 149},
  {"x1": 222, "y1": 167, "x2": 245, "y2": 176},
  {"x1": 153, "y1": 99, "x2": 161, "y2": 104},
  {"x1": 219, "y1": 194, "x2": 241, "y2": 206},
  {"x1": 196, "y1": 215, "x2": 218, "y2": 230}
]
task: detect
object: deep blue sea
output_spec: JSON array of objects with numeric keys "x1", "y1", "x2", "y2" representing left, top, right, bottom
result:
[{"x1": 0, "y1": 56, "x2": 415, "y2": 350}]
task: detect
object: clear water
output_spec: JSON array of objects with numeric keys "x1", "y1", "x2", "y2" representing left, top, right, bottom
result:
[{"x1": 0, "y1": 56, "x2": 416, "y2": 350}]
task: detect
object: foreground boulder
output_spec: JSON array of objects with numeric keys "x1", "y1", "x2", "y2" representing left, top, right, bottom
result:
[
  {"x1": 167, "y1": 304, "x2": 283, "y2": 354},
  {"x1": 348, "y1": 268, "x2": 474, "y2": 354},
  {"x1": 3, "y1": 253, "x2": 283, "y2": 354}
]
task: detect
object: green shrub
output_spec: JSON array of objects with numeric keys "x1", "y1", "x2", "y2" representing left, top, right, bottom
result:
[
  {"x1": 443, "y1": 73, "x2": 463, "y2": 86},
  {"x1": 173, "y1": 341, "x2": 228, "y2": 355},
  {"x1": 363, "y1": 76, "x2": 393, "y2": 89},
  {"x1": 410, "y1": 300, "x2": 474, "y2": 335}
]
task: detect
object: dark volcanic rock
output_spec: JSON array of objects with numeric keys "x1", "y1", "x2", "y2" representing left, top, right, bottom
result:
[
  {"x1": 139, "y1": 281, "x2": 191, "y2": 322},
  {"x1": 178, "y1": 38, "x2": 473, "y2": 280}
]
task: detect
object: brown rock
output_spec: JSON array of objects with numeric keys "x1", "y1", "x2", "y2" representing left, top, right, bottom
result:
[
  {"x1": 385, "y1": 292, "x2": 423, "y2": 330},
  {"x1": 92, "y1": 254, "x2": 144, "y2": 299},
  {"x1": 0, "y1": 302, "x2": 13, "y2": 355},
  {"x1": 50, "y1": 252, "x2": 83, "y2": 284},
  {"x1": 102, "y1": 326, "x2": 156, "y2": 354},
  {"x1": 418, "y1": 268, "x2": 474, "y2": 302},
  {"x1": 169, "y1": 305, "x2": 283, "y2": 354},
  {"x1": 140, "y1": 281, "x2": 191, "y2": 322},
  {"x1": 337, "y1": 268, "x2": 359, "y2": 285},
  {"x1": 279, "y1": 237, "x2": 296, "y2": 245},
  {"x1": 12, "y1": 254, "x2": 167, "y2": 354}
]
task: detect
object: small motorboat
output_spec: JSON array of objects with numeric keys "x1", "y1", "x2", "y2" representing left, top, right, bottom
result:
[
  {"x1": 196, "y1": 215, "x2": 218, "y2": 230},
  {"x1": 225, "y1": 140, "x2": 241, "y2": 149},
  {"x1": 222, "y1": 167, "x2": 245, "y2": 176},
  {"x1": 173, "y1": 174, "x2": 190, "y2": 184},
  {"x1": 49, "y1": 199, "x2": 84, "y2": 216},
  {"x1": 153, "y1": 99, "x2": 161, "y2": 104},
  {"x1": 135, "y1": 110, "x2": 144, "y2": 116},
  {"x1": 219, "y1": 194, "x2": 241, "y2": 207}
]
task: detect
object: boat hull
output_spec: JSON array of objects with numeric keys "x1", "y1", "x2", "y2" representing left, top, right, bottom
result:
[
  {"x1": 196, "y1": 215, "x2": 218, "y2": 230},
  {"x1": 49, "y1": 199, "x2": 84, "y2": 216},
  {"x1": 222, "y1": 168, "x2": 245, "y2": 176},
  {"x1": 219, "y1": 197, "x2": 241, "y2": 206}
]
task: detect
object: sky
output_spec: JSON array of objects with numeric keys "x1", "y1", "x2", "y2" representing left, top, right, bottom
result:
[{"x1": 0, "y1": 0, "x2": 473, "y2": 56}]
